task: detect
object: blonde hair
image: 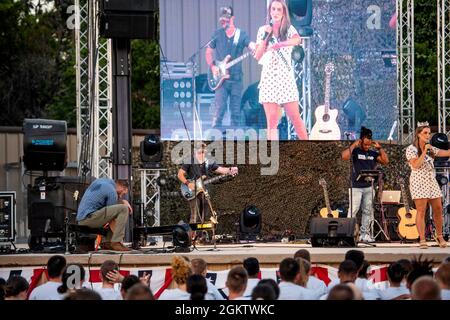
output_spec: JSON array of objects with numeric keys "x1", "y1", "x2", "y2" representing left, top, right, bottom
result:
[
  {"x1": 171, "y1": 256, "x2": 192, "y2": 285},
  {"x1": 266, "y1": 0, "x2": 292, "y2": 42},
  {"x1": 295, "y1": 257, "x2": 311, "y2": 287}
]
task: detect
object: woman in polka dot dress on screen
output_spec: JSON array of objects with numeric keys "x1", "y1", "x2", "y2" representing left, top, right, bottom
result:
[
  {"x1": 405, "y1": 122, "x2": 449, "y2": 249},
  {"x1": 254, "y1": 0, "x2": 308, "y2": 140}
]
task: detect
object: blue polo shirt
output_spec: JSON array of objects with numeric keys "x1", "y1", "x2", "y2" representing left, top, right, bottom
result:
[{"x1": 76, "y1": 178, "x2": 118, "y2": 221}]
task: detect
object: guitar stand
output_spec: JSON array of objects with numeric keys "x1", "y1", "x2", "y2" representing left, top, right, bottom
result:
[{"x1": 203, "y1": 190, "x2": 219, "y2": 251}]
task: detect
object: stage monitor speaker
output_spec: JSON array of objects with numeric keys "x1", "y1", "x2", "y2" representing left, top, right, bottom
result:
[
  {"x1": 310, "y1": 217, "x2": 358, "y2": 247},
  {"x1": 23, "y1": 119, "x2": 67, "y2": 172}
]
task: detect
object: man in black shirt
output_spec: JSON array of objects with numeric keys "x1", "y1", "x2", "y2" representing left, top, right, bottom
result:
[
  {"x1": 205, "y1": 6, "x2": 255, "y2": 129},
  {"x1": 341, "y1": 127, "x2": 389, "y2": 242},
  {"x1": 177, "y1": 143, "x2": 238, "y2": 238}
]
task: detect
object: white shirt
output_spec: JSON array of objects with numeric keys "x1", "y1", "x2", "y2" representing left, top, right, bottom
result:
[
  {"x1": 29, "y1": 281, "x2": 64, "y2": 300},
  {"x1": 327, "y1": 278, "x2": 380, "y2": 299},
  {"x1": 242, "y1": 278, "x2": 260, "y2": 298},
  {"x1": 205, "y1": 280, "x2": 225, "y2": 300},
  {"x1": 158, "y1": 288, "x2": 190, "y2": 300},
  {"x1": 96, "y1": 287, "x2": 122, "y2": 300},
  {"x1": 441, "y1": 289, "x2": 450, "y2": 300},
  {"x1": 378, "y1": 286, "x2": 410, "y2": 300},
  {"x1": 278, "y1": 281, "x2": 314, "y2": 300},
  {"x1": 306, "y1": 276, "x2": 327, "y2": 297}
]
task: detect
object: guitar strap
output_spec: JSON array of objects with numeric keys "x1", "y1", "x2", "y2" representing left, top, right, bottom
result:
[{"x1": 231, "y1": 28, "x2": 241, "y2": 59}]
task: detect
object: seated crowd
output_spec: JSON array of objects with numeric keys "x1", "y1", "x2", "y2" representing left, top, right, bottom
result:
[{"x1": 1, "y1": 250, "x2": 449, "y2": 300}]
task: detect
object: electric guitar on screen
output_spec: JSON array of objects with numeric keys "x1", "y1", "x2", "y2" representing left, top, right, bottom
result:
[
  {"x1": 310, "y1": 62, "x2": 341, "y2": 140},
  {"x1": 397, "y1": 181, "x2": 419, "y2": 240},
  {"x1": 207, "y1": 52, "x2": 252, "y2": 91},
  {"x1": 318, "y1": 178, "x2": 339, "y2": 218}
]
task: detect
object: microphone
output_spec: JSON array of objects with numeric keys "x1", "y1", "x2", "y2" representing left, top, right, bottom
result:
[
  {"x1": 262, "y1": 20, "x2": 273, "y2": 41},
  {"x1": 425, "y1": 141, "x2": 431, "y2": 155}
]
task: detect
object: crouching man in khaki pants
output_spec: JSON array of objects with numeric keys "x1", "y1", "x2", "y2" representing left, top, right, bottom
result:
[{"x1": 77, "y1": 178, "x2": 132, "y2": 251}]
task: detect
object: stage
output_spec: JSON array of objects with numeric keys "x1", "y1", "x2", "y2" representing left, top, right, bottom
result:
[{"x1": 1, "y1": 242, "x2": 449, "y2": 269}]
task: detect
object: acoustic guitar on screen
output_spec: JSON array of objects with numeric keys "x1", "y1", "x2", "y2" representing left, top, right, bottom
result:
[
  {"x1": 397, "y1": 181, "x2": 419, "y2": 240},
  {"x1": 310, "y1": 62, "x2": 341, "y2": 140},
  {"x1": 318, "y1": 178, "x2": 339, "y2": 218}
]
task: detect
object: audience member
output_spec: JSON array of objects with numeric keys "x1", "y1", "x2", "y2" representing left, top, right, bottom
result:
[
  {"x1": 358, "y1": 260, "x2": 370, "y2": 279},
  {"x1": 406, "y1": 256, "x2": 434, "y2": 290},
  {"x1": 57, "y1": 264, "x2": 86, "y2": 296},
  {"x1": 4, "y1": 276, "x2": 29, "y2": 300},
  {"x1": 187, "y1": 274, "x2": 208, "y2": 300},
  {"x1": 435, "y1": 262, "x2": 450, "y2": 300},
  {"x1": 126, "y1": 283, "x2": 154, "y2": 300},
  {"x1": 64, "y1": 288, "x2": 102, "y2": 300},
  {"x1": 29, "y1": 255, "x2": 66, "y2": 300},
  {"x1": 191, "y1": 258, "x2": 224, "y2": 300},
  {"x1": 327, "y1": 284, "x2": 354, "y2": 300},
  {"x1": 411, "y1": 276, "x2": 441, "y2": 300},
  {"x1": 278, "y1": 258, "x2": 312, "y2": 300},
  {"x1": 96, "y1": 260, "x2": 122, "y2": 300},
  {"x1": 379, "y1": 262, "x2": 410, "y2": 300},
  {"x1": 242, "y1": 257, "x2": 260, "y2": 298},
  {"x1": 294, "y1": 249, "x2": 327, "y2": 296},
  {"x1": 396, "y1": 258, "x2": 413, "y2": 287},
  {"x1": 258, "y1": 279, "x2": 280, "y2": 299},
  {"x1": 159, "y1": 256, "x2": 191, "y2": 300},
  {"x1": 226, "y1": 266, "x2": 248, "y2": 300},
  {"x1": 120, "y1": 275, "x2": 140, "y2": 299},
  {"x1": 251, "y1": 283, "x2": 277, "y2": 300}
]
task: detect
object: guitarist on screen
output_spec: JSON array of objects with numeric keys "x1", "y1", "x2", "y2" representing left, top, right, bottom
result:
[
  {"x1": 341, "y1": 127, "x2": 389, "y2": 243},
  {"x1": 205, "y1": 6, "x2": 256, "y2": 129},
  {"x1": 177, "y1": 143, "x2": 238, "y2": 239}
]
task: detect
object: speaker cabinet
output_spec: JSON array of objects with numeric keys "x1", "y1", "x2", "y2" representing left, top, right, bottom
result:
[{"x1": 310, "y1": 217, "x2": 358, "y2": 247}]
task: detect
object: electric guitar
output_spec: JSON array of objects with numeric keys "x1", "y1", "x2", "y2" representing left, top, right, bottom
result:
[
  {"x1": 207, "y1": 52, "x2": 252, "y2": 91},
  {"x1": 318, "y1": 178, "x2": 339, "y2": 218},
  {"x1": 180, "y1": 172, "x2": 236, "y2": 201},
  {"x1": 310, "y1": 62, "x2": 341, "y2": 140},
  {"x1": 397, "y1": 181, "x2": 419, "y2": 240}
]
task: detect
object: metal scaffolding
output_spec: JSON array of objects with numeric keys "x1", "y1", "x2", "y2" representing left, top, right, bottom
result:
[
  {"x1": 438, "y1": 0, "x2": 450, "y2": 134},
  {"x1": 139, "y1": 169, "x2": 161, "y2": 228},
  {"x1": 75, "y1": 0, "x2": 113, "y2": 178},
  {"x1": 397, "y1": 0, "x2": 415, "y2": 144}
]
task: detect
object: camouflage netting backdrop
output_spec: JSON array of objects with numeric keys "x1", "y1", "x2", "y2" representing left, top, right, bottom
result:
[{"x1": 132, "y1": 141, "x2": 411, "y2": 239}]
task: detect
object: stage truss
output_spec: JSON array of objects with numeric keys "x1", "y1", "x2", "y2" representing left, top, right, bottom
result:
[
  {"x1": 397, "y1": 0, "x2": 415, "y2": 144},
  {"x1": 438, "y1": 0, "x2": 450, "y2": 135},
  {"x1": 139, "y1": 169, "x2": 161, "y2": 229},
  {"x1": 75, "y1": 0, "x2": 112, "y2": 179}
]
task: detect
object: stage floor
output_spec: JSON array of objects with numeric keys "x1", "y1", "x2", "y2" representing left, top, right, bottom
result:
[{"x1": 1, "y1": 241, "x2": 449, "y2": 269}]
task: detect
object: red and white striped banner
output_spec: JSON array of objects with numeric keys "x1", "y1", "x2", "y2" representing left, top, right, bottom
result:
[{"x1": 0, "y1": 263, "x2": 393, "y2": 297}]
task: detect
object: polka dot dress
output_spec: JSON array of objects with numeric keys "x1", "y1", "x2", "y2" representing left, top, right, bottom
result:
[
  {"x1": 257, "y1": 25, "x2": 299, "y2": 105},
  {"x1": 405, "y1": 144, "x2": 442, "y2": 199}
]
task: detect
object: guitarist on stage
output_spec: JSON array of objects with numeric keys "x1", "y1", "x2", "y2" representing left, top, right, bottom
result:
[
  {"x1": 205, "y1": 6, "x2": 255, "y2": 129},
  {"x1": 177, "y1": 143, "x2": 238, "y2": 239},
  {"x1": 341, "y1": 127, "x2": 389, "y2": 243}
]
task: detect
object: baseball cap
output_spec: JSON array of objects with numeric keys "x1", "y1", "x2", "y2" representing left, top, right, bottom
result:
[{"x1": 219, "y1": 6, "x2": 233, "y2": 20}]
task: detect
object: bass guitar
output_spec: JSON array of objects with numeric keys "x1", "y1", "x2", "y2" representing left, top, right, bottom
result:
[
  {"x1": 397, "y1": 181, "x2": 419, "y2": 240},
  {"x1": 310, "y1": 62, "x2": 341, "y2": 140},
  {"x1": 207, "y1": 52, "x2": 252, "y2": 91},
  {"x1": 318, "y1": 178, "x2": 339, "y2": 218}
]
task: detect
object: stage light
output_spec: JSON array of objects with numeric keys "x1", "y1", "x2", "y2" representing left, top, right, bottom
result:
[
  {"x1": 436, "y1": 174, "x2": 448, "y2": 187},
  {"x1": 286, "y1": 0, "x2": 313, "y2": 36},
  {"x1": 140, "y1": 134, "x2": 163, "y2": 168},
  {"x1": 239, "y1": 205, "x2": 262, "y2": 240},
  {"x1": 431, "y1": 133, "x2": 449, "y2": 163},
  {"x1": 172, "y1": 223, "x2": 191, "y2": 252}
]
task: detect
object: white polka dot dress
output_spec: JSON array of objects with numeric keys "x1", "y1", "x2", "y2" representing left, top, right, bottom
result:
[
  {"x1": 405, "y1": 144, "x2": 442, "y2": 199},
  {"x1": 257, "y1": 25, "x2": 299, "y2": 105}
]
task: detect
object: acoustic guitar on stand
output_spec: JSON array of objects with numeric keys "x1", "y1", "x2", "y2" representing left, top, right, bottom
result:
[
  {"x1": 310, "y1": 62, "x2": 341, "y2": 140},
  {"x1": 318, "y1": 178, "x2": 339, "y2": 218},
  {"x1": 397, "y1": 181, "x2": 419, "y2": 240}
]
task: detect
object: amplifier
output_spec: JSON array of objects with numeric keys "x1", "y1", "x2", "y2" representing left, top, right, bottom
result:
[{"x1": 0, "y1": 192, "x2": 16, "y2": 242}]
